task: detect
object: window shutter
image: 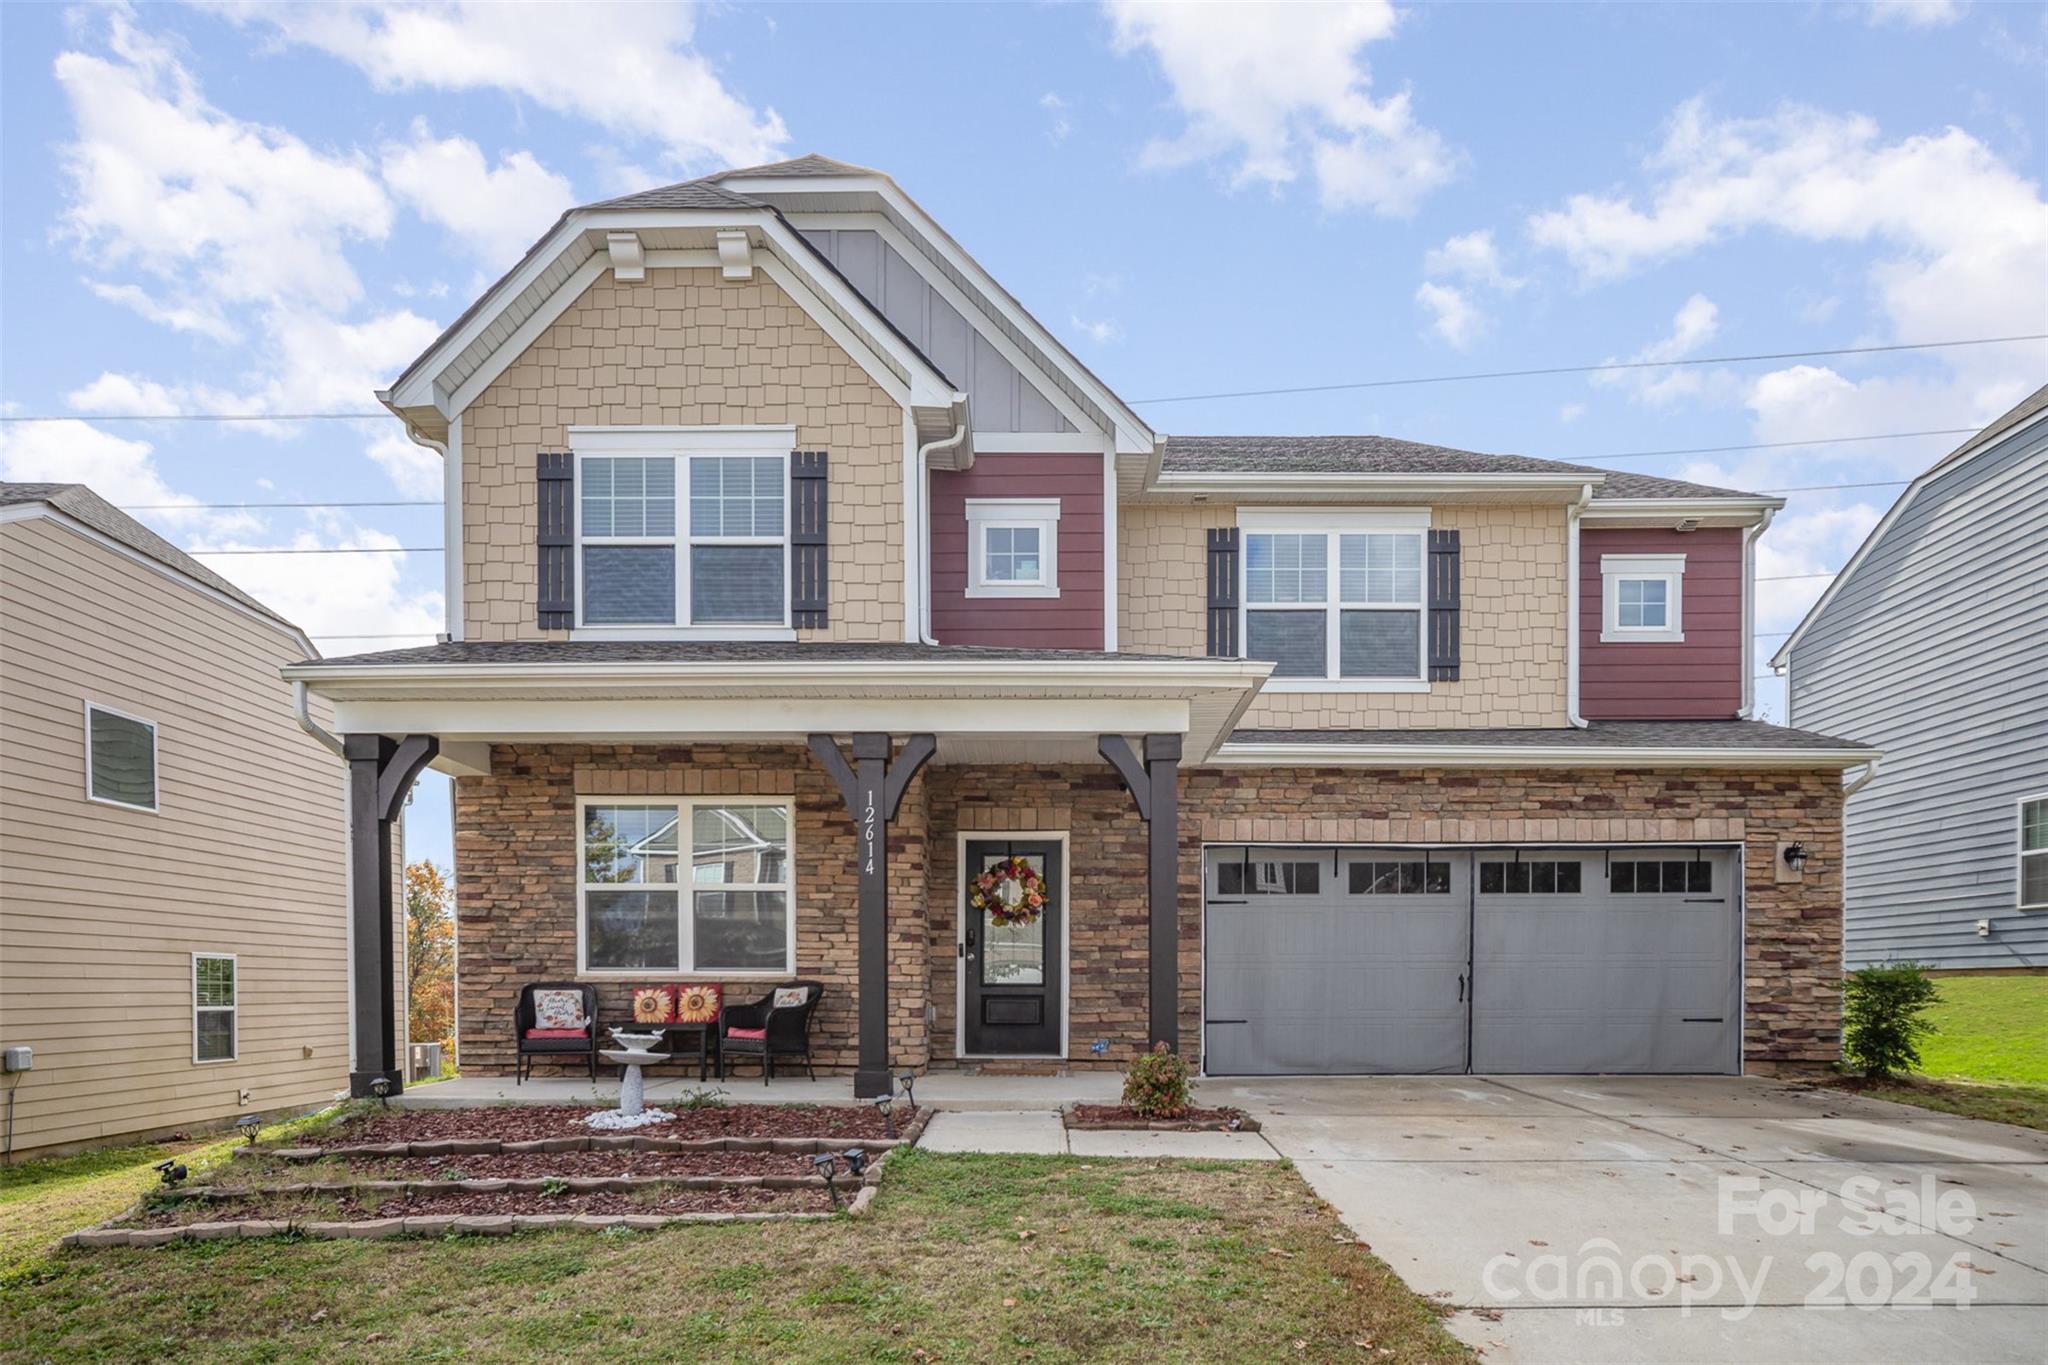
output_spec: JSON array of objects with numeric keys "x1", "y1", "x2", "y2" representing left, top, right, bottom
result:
[
  {"x1": 536, "y1": 451, "x2": 575, "y2": 631},
  {"x1": 790, "y1": 450, "x2": 829, "y2": 629},
  {"x1": 1206, "y1": 527, "x2": 1239, "y2": 657},
  {"x1": 1428, "y1": 528, "x2": 1461, "y2": 681}
]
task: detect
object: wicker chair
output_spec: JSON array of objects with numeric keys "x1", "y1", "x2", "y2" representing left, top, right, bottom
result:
[
  {"x1": 718, "y1": 981, "x2": 825, "y2": 1084},
  {"x1": 514, "y1": 981, "x2": 599, "y2": 1083}
]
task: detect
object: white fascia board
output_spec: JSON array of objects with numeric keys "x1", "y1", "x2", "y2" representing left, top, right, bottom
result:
[
  {"x1": 285, "y1": 656, "x2": 1273, "y2": 693},
  {"x1": 442, "y1": 256, "x2": 609, "y2": 416},
  {"x1": 1210, "y1": 741, "x2": 1883, "y2": 770},
  {"x1": 971, "y1": 432, "x2": 1106, "y2": 454},
  {"x1": 776, "y1": 200, "x2": 1153, "y2": 454},
  {"x1": 1151, "y1": 471, "x2": 1605, "y2": 498},
  {"x1": 1238, "y1": 506, "x2": 1431, "y2": 530},
  {"x1": 1581, "y1": 497, "x2": 1782, "y2": 523}
]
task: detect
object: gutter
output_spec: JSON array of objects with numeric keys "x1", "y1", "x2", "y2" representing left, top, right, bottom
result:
[
  {"x1": 1739, "y1": 506, "x2": 1775, "y2": 720},
  {"x1": 913, "y1": 416, "x2": 969, "y2": 645},
  {"x1": 294, "y1": 680, "x2": 346, "y2": 759},
  {"x1": 1566, "y1": 482, "x2": 1592, "y2": 728},
  {"x1": 1842, "y1": 754, "x2": 1882, "y2": 798},
  {"x1": 1210, "y1": 742, "x2": 1883, "y2": 770}
]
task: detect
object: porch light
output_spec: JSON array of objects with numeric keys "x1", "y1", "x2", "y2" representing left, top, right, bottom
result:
[
  {"x1": 812, "y1": 1152, "x2": 841, "y2": 1207},
  {"x1": 1781, "y1": 842, "x2": 1809, "y2": 873}
]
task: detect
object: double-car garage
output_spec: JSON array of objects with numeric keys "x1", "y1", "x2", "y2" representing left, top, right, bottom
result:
[{"x1": 1202, "y1": 845, "x2": 1742, "y2": 1075}]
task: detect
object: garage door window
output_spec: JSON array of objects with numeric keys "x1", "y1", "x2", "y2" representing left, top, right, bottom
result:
[
  {"x1": 1610, "y1": 859, "x2": 1712, "y2": 893},
  {"x1": 1348, "y1": 860, "x2": 1451, "y2": 894},
  {"x1": 1478, "y1": 860, "x2": 1581, "y2": 894},
  {"x1": 1216, "y1": 858, "x2": 1321, "y2": 896}
]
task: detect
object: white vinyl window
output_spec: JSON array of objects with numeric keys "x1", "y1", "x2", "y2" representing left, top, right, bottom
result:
[
  {"x1": 1601, "y1": 554, "x2": 1686, "y2": 643},
  {"x1": 193, "y1": 953, "x2": 236, "y2": 1063},
  {"x1": 85, "y1": 703, "x2": 158, "y2": 812},
  {"x1": 1239, "y1": 511, "x2": 1429, "y2": 690},
  {"x1": 2021, "y1": 796, "x2": 2048, "y2": 911},
  {"x1": 965, "y1": 498, "x2": 1060, "y2": 598},
  {"x1": 577, "y1": 798, "x2": 796, "y2": 975},
  {"x1": 572, "y1": 427, "x2": 793, "y2": 635}
]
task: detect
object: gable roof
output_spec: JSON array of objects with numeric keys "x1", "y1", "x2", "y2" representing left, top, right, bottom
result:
[{"x1": 0, "y1": 482, "x2": 305, "y2": 635}]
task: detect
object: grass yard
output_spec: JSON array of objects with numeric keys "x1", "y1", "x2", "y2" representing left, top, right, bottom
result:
[
  {"x1": 1916, "y1": 975, "x2": 2048, "y2": 1086},
  {"x1": 0, "y1": 1135, "x2": 241, "y2": 1281},
  {"x1": 0, "y1": 1148, "x2": 1475, "y2": 1363}
]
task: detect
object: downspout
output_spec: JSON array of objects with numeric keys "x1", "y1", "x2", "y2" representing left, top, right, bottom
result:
[
  {"x1": 913, "y1": 417, "x2": 969, "y2": 646},
  {"x1": 1738, "y1": 507, "x2": 1776, "y2": 720},
  {"x1": 1842, "y1": 755, "x2": 1880, "y2": 799},
  {"x1": 294, "y1": 680, "x2": 346, "y2": 759},
  {"x1": 1565, "y1": 482, "x2": 1593, "y2": 728}
]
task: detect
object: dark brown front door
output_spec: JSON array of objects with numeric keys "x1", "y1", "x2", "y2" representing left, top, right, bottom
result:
[{"x1": 962, "y1": 839, "x2": 1062, "y2": 1055}]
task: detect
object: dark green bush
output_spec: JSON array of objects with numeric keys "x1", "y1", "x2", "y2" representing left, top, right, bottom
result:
[
  {"x1": 1122, "y1": 1041, "x2": 1191, "y2": 1119},
  {"x1": 1842, "y1": 963, "x2": 1942, "y2": 1079}
]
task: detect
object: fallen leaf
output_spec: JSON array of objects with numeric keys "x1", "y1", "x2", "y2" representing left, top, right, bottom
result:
[
  {"x1": 1267, "y1": 1246, "x2": 1295, "y2": 1258},
  {"x1": 1002, "y1": 1298, "x2": 1017, "y2": 1308},
  {"x1": 1528, "y1": 1239, "x2": 1548, "y2": 1247}
]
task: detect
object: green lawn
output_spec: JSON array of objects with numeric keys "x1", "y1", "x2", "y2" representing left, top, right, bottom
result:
[
  {"x1": 0, "y1": 1149, "x2": 1474, "y2": 1363},
  {"x1": 1916, "y1": 975, "x2": 2048, "y2": 1085}
]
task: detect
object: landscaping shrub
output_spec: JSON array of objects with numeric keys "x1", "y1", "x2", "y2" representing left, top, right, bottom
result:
[
  {"x1": 1122, "y1": 1042, "x2": 1191, "y2": 1119},
  {"x1": 1843, "y1": 963, "x2": 1943, "y2": 1079}
]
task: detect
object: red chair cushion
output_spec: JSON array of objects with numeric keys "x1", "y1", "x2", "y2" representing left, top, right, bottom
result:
[
  {"x1": 525, "y1": 1027, "x2": 588, "y2": 1039},
  {"x1": 724, "y1": 1027, "x2": 768, "y2": 1040}
]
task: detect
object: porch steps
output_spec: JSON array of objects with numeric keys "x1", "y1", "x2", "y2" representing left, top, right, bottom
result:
[{"x1": 966, "y1": 1061, "x2": 1067, "y2": 1077}]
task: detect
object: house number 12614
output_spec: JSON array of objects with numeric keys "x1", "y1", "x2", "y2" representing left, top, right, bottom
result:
[{"x1": 861, "y1": 787, "x2": 878, "y2": 875}]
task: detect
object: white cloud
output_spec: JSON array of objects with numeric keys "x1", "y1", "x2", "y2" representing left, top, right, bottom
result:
[
  {"x1": 366, "y1": 428, "x2": 443, "y2": 498},
  {"x1": 1106, "y1": 0, "x2": 1455, "y2": 214},
  {"x1": 1041, "y1": 91, "x2": 1074, "y2": 143},
  {"x1": 0, "y1": 419, "x2": 253, "y2": 533},
  {"x1": 1423, "y1": 229, "x2": 1522, "y2": 290},
  {"x1": 85, "y1": 280, "x2": 240, "y2": 343},
  {"x1": 64, "y1": 372, "x2": 180, "y2": 417},
  {"x1": 1592, "y1": 293, "x2": 1725, "y2": 406},
  {"x1": 381, "y1": 121, "x2": 577, "y2": 266},
  {"x1": 1414, "y1": 281, "x2": 1481, "y2": 349},
  {"x1": 212, "y1": 1, "x2": 787, "y2": 173},
  {"x1": 1751, "y1": 501, "x2": 1887, "y2": 634},
  {"x1": 1069, "y1": 314, "x2": 1124, "y2": 345},
  {"x1": 1559, "y1": 402, "x2": 1587, "y2": 423},
  {"x1": 190, "y1": 517, "x2": 445, "y2": 646},
  {"x1": 1864, "y1": 0, "x2": 1963, "y2": 28}
]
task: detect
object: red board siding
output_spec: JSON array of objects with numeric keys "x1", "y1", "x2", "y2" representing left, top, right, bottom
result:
[
  {"x1": 930, "y1": 454, "x2": 1104, "y2": 649},
  {"x1": 1580, "y1": 527, "x2": 1744, "y2": 719}
]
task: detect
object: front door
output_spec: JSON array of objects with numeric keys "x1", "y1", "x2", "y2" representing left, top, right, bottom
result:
[{"x1": 962, "y1": 839, "x2": 1063, "y2": 1055}]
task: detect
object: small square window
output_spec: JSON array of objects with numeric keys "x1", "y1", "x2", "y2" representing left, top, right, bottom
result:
[
  {"x1": 86, "y1": 705, "x2": 157, "y2": 811},
  {"x1": 1618, "y1": 578, "x2": 1668, "y2": 629},
  {"x1": 1601, "y1": 555, "x2": 1685, "y2": 643},
  {"x1": 966, "y1": 499, "x2": 1060, "y2": 598}
]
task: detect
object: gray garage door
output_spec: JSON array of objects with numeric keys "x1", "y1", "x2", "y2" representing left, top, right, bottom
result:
[{"x1": 1203, "y1": 846, "x2": 1740, "y2": 1076}]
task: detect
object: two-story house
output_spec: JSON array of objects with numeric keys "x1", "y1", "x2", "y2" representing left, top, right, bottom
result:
[{"x1": 289, "y1": 156, "x2": 1876, "y2": 1099}]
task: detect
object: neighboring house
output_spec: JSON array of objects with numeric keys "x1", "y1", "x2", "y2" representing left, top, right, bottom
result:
[
  {"x1": 291, "y1": 155, "x2": 1875, "y2": 1098},
  {"x1": 1775, "y1": 388, "x2": 2048, "y2": 973},
  {"x1": 0, "y1": 482, "x2": 375, "y2": 1156}
]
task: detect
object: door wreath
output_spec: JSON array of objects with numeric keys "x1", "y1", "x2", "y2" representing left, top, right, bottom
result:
[{"x1": 971, "y1": 855, "x2": 1048, "y2": 927}]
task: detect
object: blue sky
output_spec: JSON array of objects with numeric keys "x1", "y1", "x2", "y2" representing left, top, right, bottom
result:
[{"x1": 4, "y1": 1, "x2": 2045, "y2": 870}]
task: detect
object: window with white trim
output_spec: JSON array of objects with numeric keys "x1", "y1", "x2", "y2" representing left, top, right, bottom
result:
[
  {"x1": 1240, "y1": 514, "x2": 1428, "y2": 685},
  {"x1": 1601, "y1": 553, "x2": 1686, "y2": 643},
  {"x1": 193, "y1": 954, "x2": 236, "y2": 1062},
  {"x1": 965, "y1": 498, "x2": 1060, "y2": 598},
  {"x1": 578, "y1": 799, "x2": 795, "y2": 974},
  {"x1": 575, "y1": 430, "x2": 791, "y2": 631},
  {"x1": 2021, "y1": 796, "x2": 2048, "y2": 911},
  {"x1": 86, "y1": 703, "x2": 158, "y2": 811}
]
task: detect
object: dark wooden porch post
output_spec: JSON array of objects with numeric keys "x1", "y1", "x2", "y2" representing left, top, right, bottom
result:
[
  {"x1": 809, "y1": 732, "x2": 935, "y2": 1098},
  {"x1": 344, "y1": 733, "x2": 439, "y2": 1098},
  {"x1": 1098, "y1": 733, "x2": 1184, "y2": 1052}
]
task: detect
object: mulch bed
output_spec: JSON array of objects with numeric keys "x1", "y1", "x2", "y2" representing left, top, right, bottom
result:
[
  {"x1": 335, "y1": 1149, "x2": 832, "y2": 1180},
  {"x1": 1064, "y1": 1104, "x2": 1260, "y2": 1132},
  {"x1": 128, "y1": 1184, "x2": 823, "y2": 1228},
  {"x1": 326, "y1": 1103, "x2": 917, "y2": 1146}
]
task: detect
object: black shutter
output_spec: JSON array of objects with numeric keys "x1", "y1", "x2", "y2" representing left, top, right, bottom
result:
[
  {"x1": 536, "y1": 451, "x2": 575, "y2": 631},
  {"x1": 1428, "y1": 528, "x2": 1461, "y2": 681},
  {"x1": 1206, "y1": 527, "x2": 1239, "y2": 657},
  {"x1": 790, "y1": 450, "x2": 829, "y2": 629}
]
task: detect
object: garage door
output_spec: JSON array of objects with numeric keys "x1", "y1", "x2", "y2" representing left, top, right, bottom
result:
[{"x1": 1203, "y1": 846, "x2": 1740, "y2": 1076}]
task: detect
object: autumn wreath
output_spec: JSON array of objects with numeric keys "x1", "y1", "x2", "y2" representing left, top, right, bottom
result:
[{"x1": 970, "y1": 855, "x2": 1048, "y2": 928}]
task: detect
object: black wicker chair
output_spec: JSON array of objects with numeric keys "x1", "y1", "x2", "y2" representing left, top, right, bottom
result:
[
  {"x1": 718, "y1": 981, "x2": 825, "y2": 1084},
  {"x1": 514, "y1": 981, "x2": 599, "y2": 1083}
]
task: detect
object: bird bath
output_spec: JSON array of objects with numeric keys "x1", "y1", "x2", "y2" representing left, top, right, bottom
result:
[{"x1": 589, "y1": 1028, "x2": 676, "y2": 1130}]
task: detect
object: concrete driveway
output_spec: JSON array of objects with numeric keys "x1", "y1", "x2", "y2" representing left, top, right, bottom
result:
[{"x1": 1199, "y1": 1075, "x2": 2048, "y2": 1364}]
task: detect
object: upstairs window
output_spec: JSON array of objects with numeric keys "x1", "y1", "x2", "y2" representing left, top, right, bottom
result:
[
  {"x1": 1601, "y1": 554, "x2": 1686, "y2": 643},
  {"x1": 86, "y1": 703, "x2": 158, "y2": 812},
  {"x1": 2022, "y1": 797, "x2": 2047, "y2": 911},
  {"x1": 1240, "y1": 513, "x2": 1429, "y2": 686},
  {"x1": 573, "y1": 429, "x2": 791, "y2": 633},
  {"x1": 966, "y1": 498, "x2": 1060, "y2": 598}
]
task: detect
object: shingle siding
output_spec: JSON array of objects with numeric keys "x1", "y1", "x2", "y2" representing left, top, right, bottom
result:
[{"x1": 1787, "y1": 421, "x2": 2048, "y2": 971}]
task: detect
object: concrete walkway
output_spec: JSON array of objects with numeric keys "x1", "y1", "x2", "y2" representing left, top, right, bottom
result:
[{"x1": 919, "y1": 1109, "x2": 1280, "y2": 1159}]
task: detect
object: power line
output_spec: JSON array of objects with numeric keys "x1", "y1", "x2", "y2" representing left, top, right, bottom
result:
[
  {"x1": 1756, "y1": 571, "x2": 1836, "y2": 583},
  {"x1": 187, "y1": 545, "x2": 444, "y2": 555},
  {"x1": 1558, "y1": 426, "x2": 1977, "y2": 463},
  {"x1": 1124, "y1": 334, "x2": 2047, "y2": 406},
  {"x1": 1754, "y1": 479, "x2": 1911, "y2": 494},
  {"x1": 124, "y1": 499, "x2": 440, "y2": 510},
  {"x1": 2, "y1": 411, "x2": 386, "y2": 423}
]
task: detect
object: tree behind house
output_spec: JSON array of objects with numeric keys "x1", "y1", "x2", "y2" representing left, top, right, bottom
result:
[{"x1": 406, "y1": 861, "x2": 456, "y2": 1064}]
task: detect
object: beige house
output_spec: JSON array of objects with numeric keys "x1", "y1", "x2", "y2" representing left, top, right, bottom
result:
[{"x1": 0, "y1": 482, "x2": 371, "y2": 1156}]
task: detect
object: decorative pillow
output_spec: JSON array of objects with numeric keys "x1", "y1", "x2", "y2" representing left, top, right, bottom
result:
[
  {"x1": 771, "y1": 986, "x2": 810, "y2": 1010},
  {"x1": 674, "y1": 984, "x2": 722, "y2": 1023},
  {"x1": 726, "y1": 1026, "x2": 768, "y2": 1040},
  {"x1": 525, "y1": 1027, "x2": 587, "y2": 1040},
  {"x1": 532, "y1": 989, "x2": 586, "y2": 1031},
  {"x1": 631, "y1": 987, "x2": 674, "y2": 1024}
]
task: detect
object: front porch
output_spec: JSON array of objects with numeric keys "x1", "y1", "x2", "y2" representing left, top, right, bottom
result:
[{"x1": 393, "y1": 1069, "x2": 1126, "y2": 1111}]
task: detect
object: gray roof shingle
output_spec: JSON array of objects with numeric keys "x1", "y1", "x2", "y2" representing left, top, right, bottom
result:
[
  {"x1": 1, "y1": 482, "x2": 301, "y2": 631},
  {"x1": 1230, "y1": 720, "x2": 1871, "y2": 751}
]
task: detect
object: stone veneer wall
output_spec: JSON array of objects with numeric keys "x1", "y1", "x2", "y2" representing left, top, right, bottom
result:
[
  {"x1": 459, "y1": 267, "x2": 906, "y2": 643},
  {"x1": 1117, "y1": 502, "x2": 1571, "y2": 729},
  {"x1": 454, "y1": 749, "x2": 1844, "y2": 1077}
]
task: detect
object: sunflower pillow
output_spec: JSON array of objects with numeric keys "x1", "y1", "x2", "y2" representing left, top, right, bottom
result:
[
  {"x1": 630, "y1": 986, "x2": 674, "y2": 1024},
  {"x1": 674, "y1": 984, "x2": 722, "y2": 1023}
]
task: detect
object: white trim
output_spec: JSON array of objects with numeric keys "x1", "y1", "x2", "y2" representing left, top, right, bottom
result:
[
  {"x1": 567, "y1": 425, "x2": 797, "y2": 454},
  {"x1": 1773, "y1": 401, "x2": 2048, "y2": 669},
  {"x1": 969, "y1": 432, "x2": 1106, "y2": 454},
  {"x1": 1211, "y1": 740, "x2": 1882, "y2": 769},
  {"x1": 83, "y1": 700, "x2": 160, "y2": 813},
  {"x1": 288, "y1": 656, "x2": 1269, "y2": 689},
  {"x1": 1237, "y1": 510, "x2": 1431, "y2": 688},
  {"x1": 902, "y1": 410, "x2": 920, "y2": 643},
  {"x1": 606, "y1": 231, "x2": 646, "y2": 281},
  {"x1": 1154, "y1": 470, "x2": 1602, "y2": 498},
  {"x1": 442, "y1": 416, "x2": 462, "y2": 641},
  {"x1": 573, "y1": 794, "x2": 798, "y2": 978},
  {"x1": 569, "y1": 626, "x2": 798, "y2": 643},
  {"x1": 1566, "y1": 481, "x2": 1592, "y2": 727},
  {"x1": 1600, "y1": 553, "x2": 1686, "y2": 644},
  {"x1": 1237, "y1": 507, "x2": 1434, "y2": 532},
  {"x1": 444, "y1": 257, "x2": 610, "y2": 416},
  {"x1": 192, "y1": 951, "x2": 237, "y2": 1064},
  {"x1": 0, "y1": 503, "x2": 317, "y2": 658},
  {"x1": 1580, "y1": 497, "x2": 1782, "y2": 522},
  {"x1": 2019, "y1": 793, "x2": 2048, "y2": 913},
  {"x1": 965, "y1": 497, "x2": 1060, "y2": 599},
  {"x1": 954, "y1": 829, "x2": 1071, "y2": 1061},
  {"x1": 1738, "y1": 508, "x2": 1773, "y2": 719},
  {"x1": 1101, "y1": 445, "x2": 1119, "y2": 652},
  {"x1": 714, "y1": 228, "x2": 752, "y2": 281}
]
